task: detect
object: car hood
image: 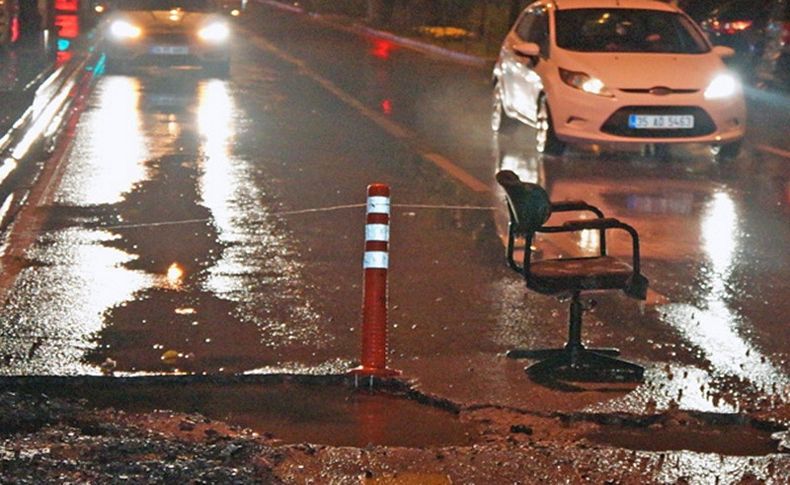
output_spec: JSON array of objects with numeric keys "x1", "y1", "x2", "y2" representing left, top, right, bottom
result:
[
  {"x1": 115, "y1": 10, "x2": 220, "y2": 32},
  {"x1": 554, "y1": 50, "x2": 729, "y2": 91}
]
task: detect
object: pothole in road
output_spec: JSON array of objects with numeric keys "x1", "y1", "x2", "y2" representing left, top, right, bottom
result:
[
  {"x1": 5, "y1": 376, "x2": 787, "y2": 455},
  {"x1": 34, "y1": 376, "x2": 479, "y2": 448},
  {"x1": 583, "y1": 413, "x2": 786, "y2": 456}
]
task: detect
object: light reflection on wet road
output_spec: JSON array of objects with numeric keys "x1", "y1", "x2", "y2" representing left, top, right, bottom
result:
[{"x1": 0, "y1": 2, "x2": 787, "y2": 427}]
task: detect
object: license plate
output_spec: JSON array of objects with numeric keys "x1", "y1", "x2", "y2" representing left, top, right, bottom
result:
[
  {"x1": 150, "y1": 45, "x2": 189, "y2": 55},
  {"x1": 628, "y1": 114, "x2": 694, "y2": 129},
  {"x1": 149, "y1": 94, "x2": 185, "y2": 106}
]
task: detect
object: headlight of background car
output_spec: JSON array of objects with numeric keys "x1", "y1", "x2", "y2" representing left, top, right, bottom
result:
[
  {"x1": 559, "y1": 68, "x2": 613, "y2": 97},
  {"x1": 198, "y1": 22, "x2": 230, "y2": 42},
  {"x1": 110, "y1": 20, "x2": 142, "y2": 40},
  {"x1": 704, "y1": 73, "x2": 739, "y2": 100}
]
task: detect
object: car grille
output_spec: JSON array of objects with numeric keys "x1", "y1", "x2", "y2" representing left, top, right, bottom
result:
[{"x1": 601, "y1": 106, "x2": 716, "y2": 138}]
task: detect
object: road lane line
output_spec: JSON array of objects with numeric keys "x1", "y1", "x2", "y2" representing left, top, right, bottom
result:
[
  {"x1": 243, "y1": 30, "x2": 490, "y2": 193},
  {"x1": 421, "y1": 152, "x2": 489, "y2": 192},
  {"x1": 756, "y1": 144, "x2": 790, "y2": 159}
]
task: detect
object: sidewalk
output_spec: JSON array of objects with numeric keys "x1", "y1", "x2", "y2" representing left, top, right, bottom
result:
[
  {"x1": 258, "y1": 0, "x2": 788, "y2": 94},
  {"x1": 256, "y1": 0, "x2": 495, "y2": 68}
]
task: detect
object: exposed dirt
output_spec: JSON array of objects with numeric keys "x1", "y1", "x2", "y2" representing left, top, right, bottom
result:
[{"x1": 1, "y1": 379, "x2": 788, "y2": 484}]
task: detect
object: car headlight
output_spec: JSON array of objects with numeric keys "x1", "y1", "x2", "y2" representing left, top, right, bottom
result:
[
  {"x1": 559, "y1": 68, "x2": 613, "y2": 97},
  {"x1": 704, "y1": 73, "x2": 739, "y2": 100},
  {"x1": 110, "y1": 20, "x2": 142, "y2": 39},
  {"x1": 198, "y1": 22, "x2": 230, "y2": 42}
]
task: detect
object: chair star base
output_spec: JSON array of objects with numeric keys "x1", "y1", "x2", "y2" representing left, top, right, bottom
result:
[
  {"x1": 513, "y1": 345, "x2": 644, "y2": 382},
  {"x1": 506, "y1": 347, "x2": 620, "y2": 360}
]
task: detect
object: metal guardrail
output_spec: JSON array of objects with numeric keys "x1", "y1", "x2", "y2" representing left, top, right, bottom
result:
[{"x1": 0, "y1": 50, "x2": 97, "y2": 225}]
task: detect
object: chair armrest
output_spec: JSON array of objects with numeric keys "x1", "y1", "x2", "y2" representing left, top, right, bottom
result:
[
  {"x1": 539, "y1": 218, "x2": 643, "y2": 274},
  {"x1": 540, "y1": 217, "x2": 649, "y2": 299},
  {"x1": 548, "y1": 202, "x2": 607, "y2": 253},
  {"x1": 560, "y1": 217, "x2": 629, "y2": 232},
  {"x1": 550, "y1": 200, "x2": 605, "y2": 219}
]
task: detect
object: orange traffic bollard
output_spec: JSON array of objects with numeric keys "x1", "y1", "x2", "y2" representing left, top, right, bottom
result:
[{"x1": 349, "y1": 183, "x2": 400, "y2": 379}]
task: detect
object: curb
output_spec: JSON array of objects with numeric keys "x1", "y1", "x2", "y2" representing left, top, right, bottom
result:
[
  {"x1": 0, "y1": 54, "x2": 90, "y2": 166},
  {"x1": 255, "y1": 0, "x2": 493, "y2": 68},
  {"x1": 0, "y1": 50, "x2": 98, "y2": 227},
  {"x1": 354, "y1": 24, "x2": 492, "y2": 68}
]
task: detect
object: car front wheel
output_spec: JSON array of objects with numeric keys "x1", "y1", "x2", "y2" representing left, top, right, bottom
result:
[
  {"x1": 711, "y1": 140, "x2": 741, "y2": 162},
  {"x1": 535, "y1": 95, "x2": 565, "y2": 155}
]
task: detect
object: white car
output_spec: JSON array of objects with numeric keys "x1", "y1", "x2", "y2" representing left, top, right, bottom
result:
[
  {"x1": 102, "y1": 0, "x2": 232, "y2": 76},
  {"x1": 492, "y1": 0, "x2": 746, "y2": 159}
]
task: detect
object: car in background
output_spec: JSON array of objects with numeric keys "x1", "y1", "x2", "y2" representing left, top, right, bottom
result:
[
  {"x1": 699, "y1": 0, "x2": 789, "y2": 87},
  {"x1": 492, "y1": 0, "x2": 746, "y2": 160},
  {"x1": 101, "y1": 0, "x2": 232, "y2": 76},
  {"x1": 699, "y1": 0, "x2": 772, "y2": 71},
  {"x1": 757, "y1": 1, "x2": 790, "y2": 89}
]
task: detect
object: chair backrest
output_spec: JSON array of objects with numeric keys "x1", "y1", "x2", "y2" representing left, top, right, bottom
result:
[{"x1": 496, "y1": 170, "x2": 551, "y2": 234}]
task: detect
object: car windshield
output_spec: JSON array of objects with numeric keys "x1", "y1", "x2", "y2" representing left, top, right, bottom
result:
[
  {"x1": 113, "y1": 0, "x2": 217, "y2": 12},
  {"x1": 555, "y1": 9, "x2": 710, "y2": 53}
]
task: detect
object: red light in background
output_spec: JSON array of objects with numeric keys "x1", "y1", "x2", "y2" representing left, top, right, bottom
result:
[
  {"x1": 371, "y1": 39, "x2": 393, "y2": 60},
  {"x1": 380, "y1": 99, "x2": 392, "y2": 115},
  {"x1": 11, "y1": 17, "x2": 19, "y2": 43},
  {"x1": 722, "y1": 20, "x2": 753, "y2": 35},
  {"x1": 56, "y1": 50, "x2": 73, "y2": 66},
  {"x1": 55, "y1": 14, "x2": 80, "y2": 38},
  {"x1": 55, "y1": 0, "x2": 79, "y2": 12}
]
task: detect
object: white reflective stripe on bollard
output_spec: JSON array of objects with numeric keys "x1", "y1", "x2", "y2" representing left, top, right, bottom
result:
[
  {"x1": 367, "y1": 196, "x2": 390, "y2": 215},
  {"x1": 365, "y1": 224, "x2": 390, "y2": 242},
  {"x1": 363, "y1": 251, "x2": 389, "y2": 269}
]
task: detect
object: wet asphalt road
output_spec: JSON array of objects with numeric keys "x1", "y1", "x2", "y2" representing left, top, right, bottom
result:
[{"x1": 0, "y1": 2, "x2": 788, "y2": 419}]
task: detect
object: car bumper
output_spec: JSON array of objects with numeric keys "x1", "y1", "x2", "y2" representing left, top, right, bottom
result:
[
  {"x1": 104, "y1": 39, "x2": 229, "y2": 65},
  {"x1": 546, "y1": 83, "x2": 746, "y2": 146}
]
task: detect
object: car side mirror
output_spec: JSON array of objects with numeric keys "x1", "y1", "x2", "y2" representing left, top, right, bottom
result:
[
  {"x1": 513, "y1": 41, "x2": 541, "y2": 59},
  {"x1": 712, "y1": 45, "x2": 736, "y2": 59}
]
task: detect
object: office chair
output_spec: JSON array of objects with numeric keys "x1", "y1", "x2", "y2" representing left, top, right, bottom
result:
[{"x1": 496, "y1": 170, "x2": 649, "y2": 382}]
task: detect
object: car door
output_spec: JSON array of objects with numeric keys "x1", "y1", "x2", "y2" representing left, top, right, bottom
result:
[{"x1": 507, "y1": 6, "x2": 550, "y2": 125}]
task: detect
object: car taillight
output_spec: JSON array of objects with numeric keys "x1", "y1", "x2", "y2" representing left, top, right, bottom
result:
[{"x1": 782, "y1": 22, "x2": 790, "y2": 45}]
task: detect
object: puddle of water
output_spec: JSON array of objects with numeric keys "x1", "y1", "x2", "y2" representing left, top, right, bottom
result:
[
  {"x1": 51, "y1": 380, "x2": 478, "y2": 448},
  {"x1": 587, "y1": 424, "x2": 780, "y2": 456}
]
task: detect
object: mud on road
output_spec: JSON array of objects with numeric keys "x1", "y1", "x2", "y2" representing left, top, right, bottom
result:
[{"x1": 1, "y1": 375, "x2": 788, "y2": 484}]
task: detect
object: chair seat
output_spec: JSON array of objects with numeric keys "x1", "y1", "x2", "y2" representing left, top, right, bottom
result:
[{"x1": 528, "y1": 256, "x2": 633, "y2": 294}]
